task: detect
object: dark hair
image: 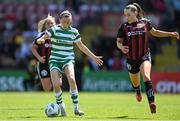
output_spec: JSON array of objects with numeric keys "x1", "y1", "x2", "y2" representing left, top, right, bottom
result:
[{"x1": 133, "y1": 3, "x2": 144, "y2": 19}]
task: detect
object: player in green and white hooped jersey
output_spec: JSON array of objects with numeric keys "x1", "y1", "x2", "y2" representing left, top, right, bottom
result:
[{"x1": 37, "y1": 10, "x2": 103, "y2": 116}]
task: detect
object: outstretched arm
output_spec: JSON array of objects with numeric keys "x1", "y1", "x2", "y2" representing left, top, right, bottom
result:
[
  {"x1": 37, "y1": 32, "x2": 50, "y2": 44},
  {"x1": 149, "y1": 27, "x2": 179, "y2": 39},
  {"x1": 75, "y1": 41, "x2": 103, "y2": 66}
]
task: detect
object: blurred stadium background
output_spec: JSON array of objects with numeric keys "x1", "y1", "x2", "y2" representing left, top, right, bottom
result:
[{"x1": 0, "y1": 0, "x2": 180, "y2": 93}]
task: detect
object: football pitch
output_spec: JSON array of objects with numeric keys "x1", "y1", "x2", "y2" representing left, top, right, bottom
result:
[{"x1": 0, "y1": 92, "x2": 180, "y2": 121}]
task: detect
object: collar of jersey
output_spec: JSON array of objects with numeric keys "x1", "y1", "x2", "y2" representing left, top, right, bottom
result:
[
  {"x1": 127, "y1": 20, "x2": 138, "y2": 25},
  {"x1": 59, "y1": 24, "x2": 71, "y2": 31}
]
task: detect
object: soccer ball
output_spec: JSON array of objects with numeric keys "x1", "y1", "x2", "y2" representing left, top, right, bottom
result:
[{"x1": 45, "y1": 103, "x2": 60, "y2": 117}]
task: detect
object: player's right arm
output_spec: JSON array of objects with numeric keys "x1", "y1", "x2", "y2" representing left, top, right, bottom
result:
[
  {"x1": 31, "y1": 43, "x2": 46, "y2": 63},
  {"x1": 116, "y1": 24, "x2": 129, "y2": 54},
  {"x1": 116, "y1": 37, "x2": 129, "y2": 54}
]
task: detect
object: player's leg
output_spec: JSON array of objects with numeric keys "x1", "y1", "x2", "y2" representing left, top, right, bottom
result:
[
  {"x1": 50, "y1": 68, "x2": 67, "y2": 116},
  {"x1": 39, "y1": 66, "x2": 62, "y2": 91},
  {"x1": 40, "y1": 78, "x2": 52, "y2": 91},
  {"x1": 40, "y1": 77, "x2": 62, "y2": 91},
  {"x1": 64, "y1": 64, "x2": 84, "y2": 116},
  {"x1": 127, "y1": 61, "x2": 142, "y2": 102},
  {"x1": 129, "y1": 72, "x2": 142, "y2": 102},
  {"x1": 37, "y1": 62, "x2": 52, "y2": 91},
  {"x1": 140, "y1": 61, "x2": 156, "y2": 113}
]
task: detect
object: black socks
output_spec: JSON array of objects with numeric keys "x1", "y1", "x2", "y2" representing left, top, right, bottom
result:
[
  {"x1": 132, "y1": 85, "x2": 141, "y2": 95},
  {"x1": 144, "y1": 81, "x2": 155, "y2": 103}
]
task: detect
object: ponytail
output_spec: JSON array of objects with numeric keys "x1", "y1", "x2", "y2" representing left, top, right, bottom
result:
[
  {"x1": 133, "y1": 3, "x2": 144, "y2": 19},
  {"x1": 38, "y1": 19, "x2": 47, "y2": 32},
  {"x1": 38, "y1": 14, "x2": 55, "y2": 32}
]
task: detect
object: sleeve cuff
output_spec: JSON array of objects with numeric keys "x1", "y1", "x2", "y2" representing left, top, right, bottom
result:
[{"x1": 74, "y1": 37, "x2": 81, "y2": 43}]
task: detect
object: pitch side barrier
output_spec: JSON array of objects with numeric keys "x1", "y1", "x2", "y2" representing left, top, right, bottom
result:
[
  {"x1": 83, "y1": 71, "x2": 180, "y2": 93},
  {"x1": 0, "y1": 70, "x2": 29, "y2": 91},
  {"x1": 0, "y1": 70, "x2": 180, "y2": 93},
  {"x1": 82, "y1": 71, "x2": 144, "y2": 92}
]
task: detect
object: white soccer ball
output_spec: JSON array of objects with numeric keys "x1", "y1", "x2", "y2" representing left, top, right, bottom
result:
[{"x1": 45, "y1": 103, "x2": 60, "y2": 117}]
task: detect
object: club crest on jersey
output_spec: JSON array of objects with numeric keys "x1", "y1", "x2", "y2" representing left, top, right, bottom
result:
[{"x1": 45, "y1": 43, "x2": 52, "y2": 48}]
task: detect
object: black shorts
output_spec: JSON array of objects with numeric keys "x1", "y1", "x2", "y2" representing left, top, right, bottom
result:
[
  {"x1": 126, "y1": 52, "x2": 151, "y2": 74},
  {"x1": 37, "y1": 62, "x2": 50, "y2": 78}
]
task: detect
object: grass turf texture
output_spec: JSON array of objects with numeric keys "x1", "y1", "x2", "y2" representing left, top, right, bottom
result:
[{"x1": 0, "y1": 92, "x2": 180, "y2": 121}]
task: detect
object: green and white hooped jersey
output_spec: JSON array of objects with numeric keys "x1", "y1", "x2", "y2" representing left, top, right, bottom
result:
[{"x1": 46, "y1": 25, "x2": 81, "y2": 63}]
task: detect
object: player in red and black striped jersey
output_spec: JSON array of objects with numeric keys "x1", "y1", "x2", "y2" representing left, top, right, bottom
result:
[
  {"x1": 116, "y1": 3, "x2": 179, "y2": 113},
  {"x1": 33, "y1": 32, "x2": 51, "y2": 63},
  {"x1": 31, "y1": 14, "x2": 56, "y2": 91},
  {"x1": 118, "y1": 18, "x2": 152, "y2": 61}
]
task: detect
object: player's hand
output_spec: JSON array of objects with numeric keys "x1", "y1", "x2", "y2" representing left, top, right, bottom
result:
[
  {"x1": 37, "y1": 38, "x2": 45, "y2": 44},
  {"x1": 170, "y1": 32, "x2": 179, "y2": 40},
  {"x1": 93, "y1": 56, "x2": 103, "y2": 66},
  {"x1": 120, "y1": 46, "x2": 129, "y2": 54},
  {"x1": 38, "y1": 56, "x2": 46, "y2": 63}
]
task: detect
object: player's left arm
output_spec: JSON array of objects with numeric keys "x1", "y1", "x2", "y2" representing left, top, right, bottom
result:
[
  {"x1": 149, "y1": 27, "x2": 179, "y2": 39},
  {"x1": 75, "y1": 41, "x2": 103, "y2": 66}
]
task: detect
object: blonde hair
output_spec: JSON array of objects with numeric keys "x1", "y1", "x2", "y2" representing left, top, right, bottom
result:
[
  {"x1": 125, "y1": 3, "x2": 144, "y2": 19},
  {"x1": 133, "y1": 3, "x2": 144, "y2": 19},
  {"x1": 38, "y1": 14, "x2": 55, "y2": 32}
]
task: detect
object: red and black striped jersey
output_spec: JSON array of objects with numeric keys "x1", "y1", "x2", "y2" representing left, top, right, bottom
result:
[
  {"x1": 33, "y1": 32, "x2": 51, "y2": 63},
  {"x1": 117, "y1": 19, "x2": 152, "y2": 60}
]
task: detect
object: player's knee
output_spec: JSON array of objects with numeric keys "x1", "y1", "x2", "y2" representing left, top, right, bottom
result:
[
  {"x1": 68, "y1": 75, "x2": 75, "y2": 82},
  {"x1": 52, "y1": 80, "x2": 61, "y2": 87}
]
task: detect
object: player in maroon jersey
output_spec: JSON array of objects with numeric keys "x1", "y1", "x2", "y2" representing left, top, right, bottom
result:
[
  {"x1": 31, "y1": 14, "x2": 57, "y2": 91},
  {"x1": 116, "y1": 3, "x2": 179, "y2": 113}
]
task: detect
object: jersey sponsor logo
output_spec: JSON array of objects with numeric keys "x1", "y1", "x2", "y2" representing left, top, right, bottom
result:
[
  {"x1": 127, "y1": 30, "x2": 146, "y2": 36},
  {"x1": 41, "y1": 70, "x2": 48, "y2": 76},
  {"x1": 55, "y1": 40, "x2": 72, "y2": 44}
]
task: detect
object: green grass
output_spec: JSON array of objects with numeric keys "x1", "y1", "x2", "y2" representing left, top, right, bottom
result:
[{"x1": 0, "y1": 92, "x2": 180, "y2": 121}]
